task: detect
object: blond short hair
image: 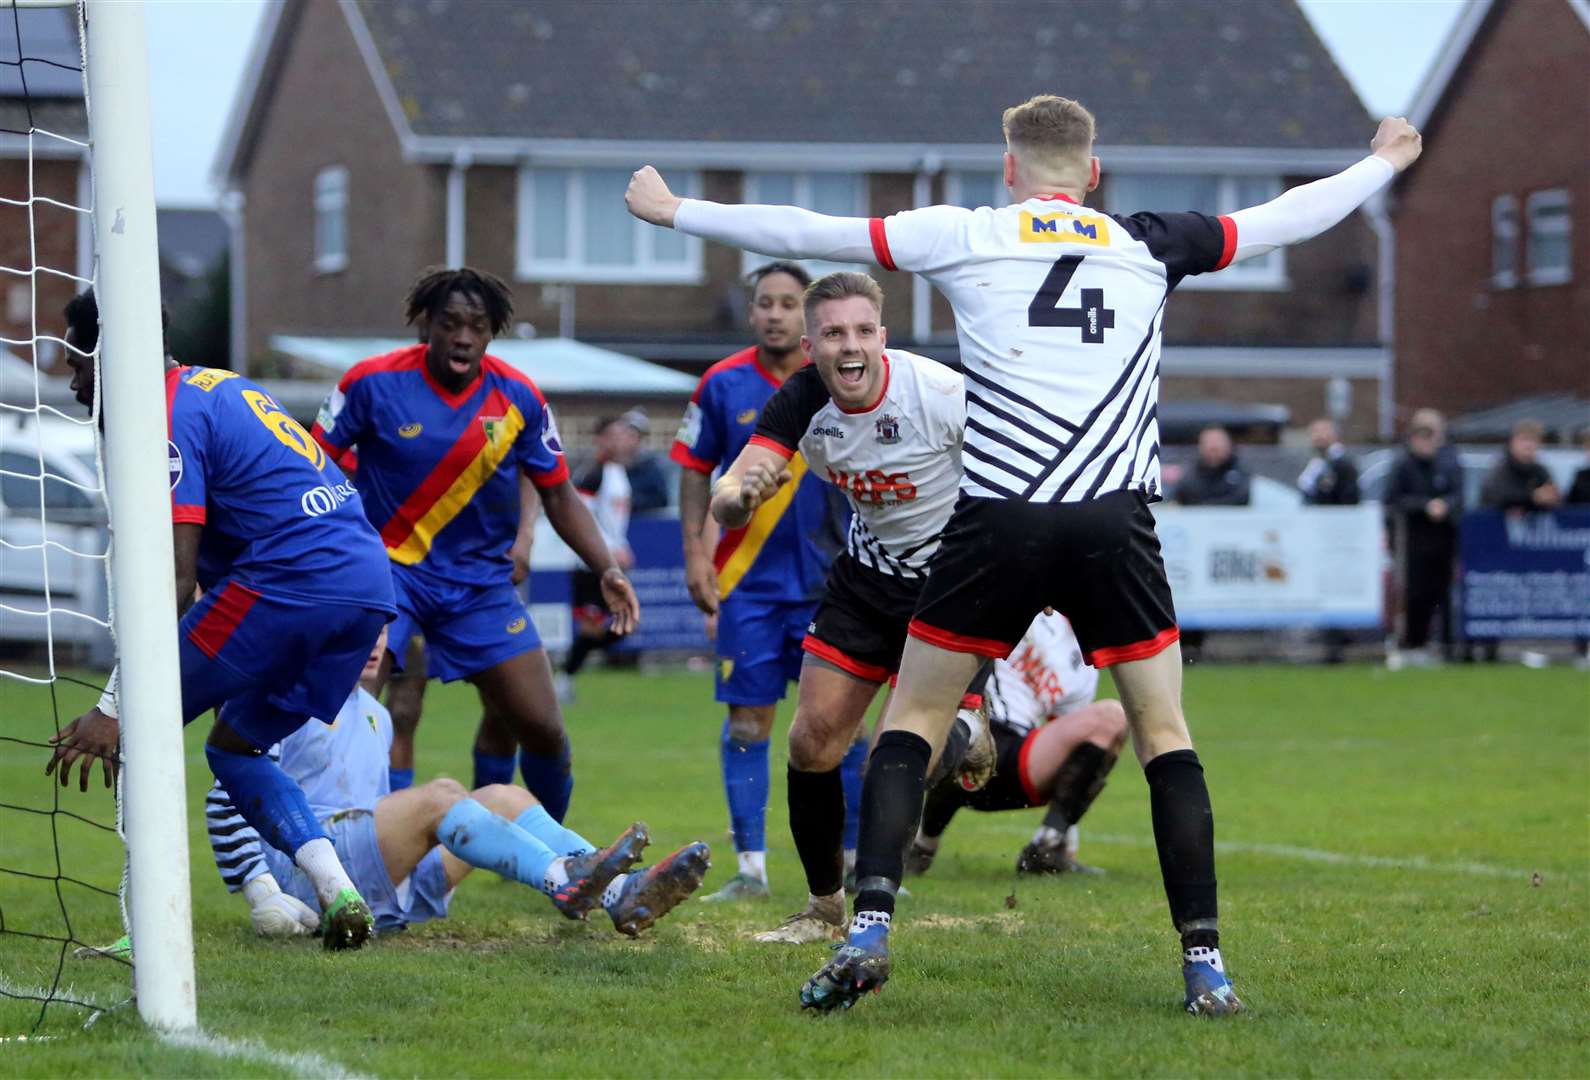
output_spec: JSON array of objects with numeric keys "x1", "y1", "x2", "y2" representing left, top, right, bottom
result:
[
  {"x1": 1002, "y1": 95, "x2": 1096, "y2": 178},
  {"x1": 803, "y1": 271, "x2": 884, "y2": 329}
]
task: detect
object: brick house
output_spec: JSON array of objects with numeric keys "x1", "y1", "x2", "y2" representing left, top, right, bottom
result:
[
  {"x1": 1393, "y1": 0, "x2": 1590, "y2": 430},
  {"x1": 216, "y1": 0, "x2": 1390, "y2": 438},
  {"x1": 0, "y1": 6, "x2": 89, "y2": 379}
]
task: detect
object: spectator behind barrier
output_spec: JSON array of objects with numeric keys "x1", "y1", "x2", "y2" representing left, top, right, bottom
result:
[
  {"x1": 1480, "y1": 419, "x2": 1561, "y2": 514},
  {"x1": 1297, "y1": 418, "x2": 1360, "y2": 506},
  {"x1": 1384, "y1": 408, "x2": 1462, "y2": 663},
  {"x1": 1568, "y1": 428, "x2": 1590, "y2": 506},
  {"x1": 1173, "y1": 426, "x2": 1252, "y2": 507},
  {"x1": 621, "y1": 408, "x2": 671, "y2": 513}
]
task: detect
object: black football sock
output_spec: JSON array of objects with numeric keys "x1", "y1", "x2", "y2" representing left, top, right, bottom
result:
[
  {"x1": 787, "y1": 764, "x2": 846, "y2": 898},
  {"x1": 1038, "y1": 742, "x2": 1119, "y2": 840},
  {"x1": 1144, "y1": 748, "x2": 1219, "y2": 950},
  {"x1": 852, "y1": 730, "x2": 932, "y2": 917},
  {"x1": 565, "y1": 635, "x2": 598, "y2": 676}
]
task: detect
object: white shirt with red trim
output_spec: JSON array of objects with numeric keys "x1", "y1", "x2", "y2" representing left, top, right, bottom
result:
[
  {"x1": 869, "y1": 199, "x2": 1238, "y2": 504},
  {"x1": 672, "y1": 154, "x2": 1396, "y2": 506},
  {"x1": 985, "y1": 612, "x2": 1098, "y2": 735},
  {"x1": 751, "y1": 349, "x2": 963, "y2": 579}
]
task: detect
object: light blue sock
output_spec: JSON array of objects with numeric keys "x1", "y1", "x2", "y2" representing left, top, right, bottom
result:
[
  {"x1": 436, "y1": 798, "x2": 558, "y2": 894},
  {"x1": 720, "y1": 718, "x2": 770, "y2": 853},
  {"x1": 840, "y1": 737, "x2": 867, "y2": 851},
  {"x1": 388, "y1": 766, "x2": 415, "y2": 792},
  {"x1": 514, "y1": 803, "x2": 594, "y2": 857},
  {"x1": 472, "y1": 750, "x2": 515, "y2": 789},
  {"x1": 205, "y1": 744, "x2": 325, "y2": 855}
]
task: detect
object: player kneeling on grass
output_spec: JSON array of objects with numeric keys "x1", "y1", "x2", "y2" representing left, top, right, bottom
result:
[
  {"x1": 208, "y1": 627, "x2": 711, "y2": 938},
  {"x1": 907, "y1": 612, "x2": 1126, "y2": 877}
]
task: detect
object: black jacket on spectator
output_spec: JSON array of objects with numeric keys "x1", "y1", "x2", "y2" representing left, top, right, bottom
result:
[
  {"x1": 1299, "y1": 447, "x2": 1360, "y2": 505},
  {"x1": 1173, "y1": 457, "x2": 1252, "y2": 506},
  {"x1": 625, "y1": 454, "x2": 671, "y2": 514},
  {"x1": 1568, "y1": 467, "x2": 1590, "y2": 506},
  {"x1": 1384, "y1": 445, "x2": 1463, "y2": 540},
  {"x1": 1480, "y1": 454, "x2": 1555, "y2": 512}
]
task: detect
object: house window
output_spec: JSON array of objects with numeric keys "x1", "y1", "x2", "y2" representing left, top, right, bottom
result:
[
  {"x1": 313, "y1": 166, "x2": 348, "y2": 273},
  {"x1": 945, "y1": 171, "x2": 1006, "y2": 210},
  {"x1": 516, "y1": 167, "x2": 702, "y2": 284},
  {"x1": 1106, "y1": 173, "x2": 1285, "y2": 289},
  {"x1": 1525, "y1": 189, "x2": 1571, "y2": 286},
  {"x1": 739, "y1": 172, "x2": 867, "y2": 276},
  {"x1": 1491, "y1": 195, "x2": 1519, "y2": 288}
]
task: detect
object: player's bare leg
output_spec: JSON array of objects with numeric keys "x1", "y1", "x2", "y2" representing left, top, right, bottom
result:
[
  {"x1": 702, "y1": 702, "x2": 777, "y2": 901},
  {"x1": 1109, "y1": 643, "x2": 1243, "y2": 1016},
  {"x1": 757, "y1": 658, "x2": 875, "y2": 943},
  {"x1": 470, "y1": 647, "x2": 574, "y2": 821},
  {"x1": 801, "y1": 638, "x2": 981, "y2": 1010}
]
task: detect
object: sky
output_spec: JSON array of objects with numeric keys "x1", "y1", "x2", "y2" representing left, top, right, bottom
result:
[{"x1": 144, "y1": 0, "x2": 1472, "y2": 208}]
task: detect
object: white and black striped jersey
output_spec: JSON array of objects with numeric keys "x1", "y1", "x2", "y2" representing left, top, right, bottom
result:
[
  {"x1": 750, "y1": 349, "x2": 963, "y2": 579},
  {"x1": 985, "y1": 612, "x2": 1098, "y2": 735},
  {"x1": 869, "y1": 201, "x2": 1233, "y2": 503}
]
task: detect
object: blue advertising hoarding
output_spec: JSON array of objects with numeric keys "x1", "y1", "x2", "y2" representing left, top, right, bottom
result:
[{"x1": 1459, "y1": 510, "x2": 1590, "y2": 639}]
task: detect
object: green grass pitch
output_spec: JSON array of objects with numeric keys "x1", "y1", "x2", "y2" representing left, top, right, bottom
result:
[{"x1": 2, "y1": 663, "x2": 1586, "y2": 1077}]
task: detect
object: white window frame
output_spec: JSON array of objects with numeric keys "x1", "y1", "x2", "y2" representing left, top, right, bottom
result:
[
  {"x1": 515, "y1": 167, "x2": 704, "y2": 284},
  {"x1": 313, "y1": 165, "x2": 349, "y2": 274},
  {"x1": 1491, "y1": 194, "x2": 1519, "y2": 288},
  {"x1": 944, "y1": 170, "x2": 1007, "y2": 211},
  {"x1": 738, "y1": 171, "x2": 869, "y2": 277},
  {"x1": 1107, "y1": 173, "x2": 1286, "y2": 291},
  {"x1": 1524, "y1": 188, "x2": 1571, "y2": 287}
]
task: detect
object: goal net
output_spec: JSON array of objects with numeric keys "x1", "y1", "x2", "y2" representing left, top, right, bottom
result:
[{"x1": 0, "y1": 0, "x2": 193, "y2": 1036}]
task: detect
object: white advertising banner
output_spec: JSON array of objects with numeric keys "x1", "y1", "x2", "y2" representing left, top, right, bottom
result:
[{"x1": 1153, "y1": 505, "x2": 1384, "y2": 629}]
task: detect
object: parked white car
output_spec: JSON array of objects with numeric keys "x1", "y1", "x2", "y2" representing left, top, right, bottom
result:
[{"x1": 0, "y1": 414, "x2": 110, "y2": 656}]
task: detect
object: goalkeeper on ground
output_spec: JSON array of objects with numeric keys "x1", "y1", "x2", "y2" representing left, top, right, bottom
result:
[{"x1": 207, "y1": 627, "x2": 710, "y2": 938}]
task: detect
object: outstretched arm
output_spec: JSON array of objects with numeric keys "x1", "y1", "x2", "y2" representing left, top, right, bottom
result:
[
  {"x1": 627, "y1": 166, "x2": 876, "y2": 263},
  {"x1": 1226, "y1": 117, "x2": 1422, "y2": 263}
]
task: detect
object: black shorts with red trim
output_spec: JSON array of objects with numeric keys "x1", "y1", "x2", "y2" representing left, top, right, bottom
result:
[
  {"x1": 907, "y1": 491, "x2": 1179, "y2": 668},
  {"x1": 962, "y1": 722, "x2": 1046, "y2": 812},
  {"x1": 802, "y1": 553, "x2": 923, "y2": 683}
]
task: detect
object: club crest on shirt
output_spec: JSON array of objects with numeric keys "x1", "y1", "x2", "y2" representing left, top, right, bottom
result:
[
  {"x1": 875, "y1": 414, "x2": 901, "y2": 444},
  {"x1": 736, "y1": 408, "x2": 758, "y2": 425},
  {"x1": 481, "y1": 416, "x2": 505, "y2": 445},
  {"x1": 506, "y1": 615, "x2": 527, "y2": 634},
  {"x1": 398, "y1": 422, "x2": 423, "y2": 438},
  {"x1": 364, "y1": 712, "x2": 378, "y2": 733}
]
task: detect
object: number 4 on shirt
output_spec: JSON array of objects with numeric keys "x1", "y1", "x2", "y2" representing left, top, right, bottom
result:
[{"x1": 1028, "y1": 254, "x2": 1115, "y2": 343}]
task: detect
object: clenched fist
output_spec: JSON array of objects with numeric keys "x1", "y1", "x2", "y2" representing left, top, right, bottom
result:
[
  {"x1": 737, "y1": 460, "x2": 792, "y2": 512},
  {"x1": 1370, "y1": 116, "x2": 1423, "y2": 172},
  {"x1": 626, "y1": 166, "x2": 682, "y2": 227}
]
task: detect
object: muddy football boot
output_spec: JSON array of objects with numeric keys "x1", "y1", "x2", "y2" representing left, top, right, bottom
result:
[
  {"x1": 552, "y1": 822, "x2": 650, "y2": 921},
  {"x1": 1183, "y1": 947, "x2": 1245, "y2": 1017},
  {"x1": 320, "y1": 888, "x2": 374, "y2": 951},
  {"x1": 799, "y1": 921, "x2": 891, "y2": 1011},
  {"x1": 607, "y1": 841, "x2": 711, "y2": 936},
  {"x1": 754, "y1": 892, "x2": 846, "y2": 944},
  {"x1": 699, "y1": 871, "x2": 771, "y2": 903},
  {"x1": 1015, "y1": 842, "x2": 1105, "y2": 876}
]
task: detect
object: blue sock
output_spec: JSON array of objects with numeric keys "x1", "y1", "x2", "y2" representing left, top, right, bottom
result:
[
  {"x1": 388, "y1": 766, "x2": 414, "y2": 792},
  {"x1": 720, "y1": 718, "x2": 769, "y2": 853},
  {"x1": 514, "y1": 803, "x2": 594, "y2": 857},
  {"x1": 436, "y1": 798, "x2": 558, "y2": 893},
  {"x1": 840, "y1": 737, "x2": 867, "y2": 851},
  {"x1": 205, "y1": 744, "x2": 325, "y2": 856},
  {"x1": 518, "y1": 740, "x2": 574, "y2": 822},
  {"x1": 473, "y1": 750, "x2": 515, "y2": 790}
]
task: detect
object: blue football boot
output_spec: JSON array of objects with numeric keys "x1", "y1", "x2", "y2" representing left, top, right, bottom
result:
[
  {"x1": 799, "y1": 920, "x2": 891, "y2": 1012},
  {"x1": 1183, "y1": 946, "x2": 1245, "y2": 1016}
]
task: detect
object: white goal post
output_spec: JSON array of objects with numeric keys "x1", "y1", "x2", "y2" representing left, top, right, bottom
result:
[{"x1": 80, "y1": 0, "x2": 197, "y2": 1032}]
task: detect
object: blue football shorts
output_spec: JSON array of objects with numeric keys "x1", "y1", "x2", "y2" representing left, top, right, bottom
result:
[
  {"x1": 713, "y1": 594, "x2": 816, "y2": 707},
  {"x1": 387, "y1": 564, "x2": 541, "y2": 682},
  {"x1": 178, "y1": 579, "x2": 389, "y2": 751}
]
